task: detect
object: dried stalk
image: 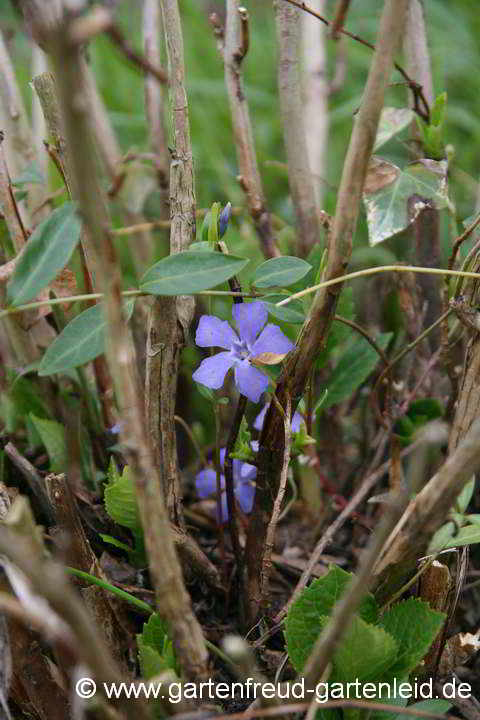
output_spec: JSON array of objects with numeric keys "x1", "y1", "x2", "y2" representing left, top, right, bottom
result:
[
  {"x1": 32, "y1": 9, "x2": 209, "y2": 678},
  {"x1": 373, "y1": 418, "x2": 480, "y2": 599},
  {"x1": 245, "y1": 0, "x2": 409, "y2": 625},
  {"x1": 274, "y1": 0, "x2": 320, "y2": 255},
  {"x1": 221, "y1": 1, "x2": 279, "y2": 258},
  {"x1": 145, "y1": 0, "x2": 197, "y2": 524}
]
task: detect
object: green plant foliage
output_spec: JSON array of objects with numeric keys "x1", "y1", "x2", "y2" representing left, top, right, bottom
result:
[
  {"x1": 137, "y1": 612, "x2": 177, "y2": 679},
  {"x1": 7, "y1": 203, "x2": 82, "y2": 306},
  {"x1": 286, "y1": 566, "x2": 446, "y2": 720},
  {"x1": 363, "y1": 158, "x2": 450, "y2": 245},
  {"x1": 285, "y1": 566, "x2": 379, "y2": 672},
  {"x1": 394, "y1": 398, "x2": 444, "y2": 446},
  {"x1": 378, "y1": 598, "x2": 445, "y2": 677},
  {"x1": 251, "y1": 256, "x2": 312, "y2": 288},
  {"x1": 262, "y1": 294, "x2": 305, "y2": 324},
  {"x1": 416, "y1": 93, "x2": 447, "y2": 160},
  {"x1": 373, "y1": 107, "x2": 415, "y2": 152},
  {"x1": 38, "y1": 299, "x2": 135, "y2": 375},
  {"x1": 140, "y1": 251, "x2": 249, "y2": 295},
  {"x1": 104, "y1": 460, "x2": 145, "y2": 563},
  {"x1": 29, "y1": 414, "x2": 67, "y2": 472},
  {"x1": 320, "y1": 332, "x2": 392, "y2": 411}
]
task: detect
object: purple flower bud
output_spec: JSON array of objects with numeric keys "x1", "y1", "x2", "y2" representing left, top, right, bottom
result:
[{"x1": 218, "y1": 202, "x2": 232, "y2": 238}]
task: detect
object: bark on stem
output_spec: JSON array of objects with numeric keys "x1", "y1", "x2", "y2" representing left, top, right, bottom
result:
[
  {"x1": 244, "y1": 0, "x2": 410, "y2": 625},
  {"x1": 274, "y1": 0, "x2": 320, "y2": 255},
  {"x1": 43, "y1": 16, "x2": 208, "y2": 679},
  {"x1": 223, "y1": 1, "x2": 279, "y2": 259}
]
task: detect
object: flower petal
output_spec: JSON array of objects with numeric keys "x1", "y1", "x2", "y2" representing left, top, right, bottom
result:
[
  {"x1": 195, "y1": 469, "x2": 225, "y2": 498},
  {"x1": 195, "y1": 315, "x2": 238, "y2": 349},
  {"x1": 291, "y1": 411, "x2": 304, "y2": 433},
  {"x1": 251, "y1": 324, "x2": 295, "y2": 358},
  {"x1": 217, "y1": 493, "x2": 229, "y2": 524},
  {"x1": 253, "y1": 404, "x2": 267, "y2": 431},
  {"x1": 232, "y1": 301, "x2": 268, "y2": 347},
  {"x1": 235, "y1": 480, "x2": 255, "y2": 514},
  {"x1": 234, "y1": 361, "x2": 268, "y2": 403},
  {"x1": 193, "y1": 352, "x2": 236, "y2": 390}
]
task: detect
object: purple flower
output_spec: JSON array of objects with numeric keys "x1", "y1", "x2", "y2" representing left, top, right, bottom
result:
[
  {"x1": 192, "y1": 301, "x2": 294, "y2": 403},
  {"x1": 254, "y1": 403, "x2": 304, "y2": 433},
  {"x1": 218, "y1": 202, "x2": 232, "y2": 238},
  {"x1": 195, "y1": 448, "x2": 256, "y2": 523}
]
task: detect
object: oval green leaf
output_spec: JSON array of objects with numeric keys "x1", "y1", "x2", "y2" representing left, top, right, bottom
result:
[
  {"x1": 140, "y1": 251, "x2": 249, "y2": 295},
  {"x1": 251, "y1": 256, "x2": 311, "y2": 288},
  {"x1": 7, "y1": 202, "x2": 82, "y2": 307},
  {"x1": 38, "y1": 299, "x2": 135, "y2": 376},
  {"x1": 262, "y1": 293, "x2": 305, "y2": 324}
]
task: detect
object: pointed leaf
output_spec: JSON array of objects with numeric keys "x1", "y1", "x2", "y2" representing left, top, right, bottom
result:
[
  {"x1": 104, "y1": 466, "x2": 141, "y2": 533},
  {"x1": 321, "y1": 333, "x2": 392, "y2": 410},
  {"x1": 38, "y1": 299, "x2": 135, "y2": 375},
  {"x1": 373, "y1": 108, "x2": 414, "y2": 152},
  {"x1": 7, "y1": 203, "x2": 82, "y2": 306},
  {"x1": 140, "y1": 251, "x2": 249, "y2": 295},
  {"x1": 29, "y1": 414, "x2": 66, "y2": 472},
  {"x1": 252, "y1": 256, "x2": 312, "y2": 288},
  {"x1": 331, "y1": 616, "x2": 398, "y2": 683},
  {"x1": 378, "y1": 598, "x2": 445, "y2": 677},
  {"x1": 285, "y1": 565, "x2": 378, "y2": 672}
]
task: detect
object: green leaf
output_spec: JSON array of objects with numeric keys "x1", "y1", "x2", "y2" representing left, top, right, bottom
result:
[
  {"x1": 262, "y1": 294, "x2": 305, "y2": 324},
  {"x1": 29, "y1": 414, "x2": 67, "y2": 472},
  {"x1": 331, "y1": 615, "x2": 398, "y2": 683},
  {"x1": 432, "y1": 523, "x2": 480, "y2": 549},
  {"x1": 285, "y1": 565, "x2": 378, "y2": 672},
  {"x1": 251, "y1": 257, "x2": 312, "y2": 288},
  {"x1": 363, "y1": 157, "x2": 450, "y2": 246},
  {"x1": 140, "y1": 251, "x2": 248, "y2": 295},
  {"x1": 7, "y1": 203, "x2": 82, "y2": 306},
  {"x1": 378, "y1": 598, "x2": 445, "y2": 677},
  {"x1": 99, "y1": 534, "x2": 133, "y2": 553},
  {"x1": 373, "y1": 107, "x2": 415, "y2": 152},
  {"x1": 38, "y1": 299, "x2": 135, "y2": 375},
  {"x1": 104, "y1": 465, "x2": 141, "y2": 532},
  {"x1": 137, "y1": 613, "x2": 177, "y2": 678},
  {"x1": 428, "y1": 521, "x2": 456, "y2": 553},
  {"x1": 456, "y1": 477, "x2": 475, "y2": 513},
  {"x1": 321, "y1": 333, "x2": 392, "y2": 410},
  {"x1": 392, "y1": 699, "x2": 451, "y2": 720}
]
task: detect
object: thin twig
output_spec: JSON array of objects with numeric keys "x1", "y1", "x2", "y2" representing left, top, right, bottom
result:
[{"x1": 279, "y1": 0, "x2": 430, "y2": 121}]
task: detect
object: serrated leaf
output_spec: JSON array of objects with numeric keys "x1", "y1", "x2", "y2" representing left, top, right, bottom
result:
[
  {"x1": 363, "y1": 157, "x2": 450, "y2": 246},
  {"x1": 140, "y1": 251, "x2": 249, "y2": 295},
  {"x1": 137, "y1": 640, "x2": 167, "y2": 679},
  {"x1": 252, "y1": 257, "x2": 312, "y2": 288},
  {"x1": 104, "y1": 465, "x2": 141, "y2": 532},
  {"x1": 29, "y1": 414, "x2": 66, "y2": 472},
  {"x1": 285, "y1": 565, "x2": 378, "y2": 672},
  {"x1": 38, "y1": 299, "x2": 135, "y2": 375},
  {"x1": 332, "y1": 615, "x2": 398, "y2": 683},
  {"x1": 7, "y1": 203, "x2": 82, "y2": 306},
  {"x1": 373, "y1": 108, "x2": 415, "y2": 152},
  {"x1": 263, "y1": 294, "x2": 305, "y2": 324},
  {"x1": 137, "y1": 613, "x2": 176, "y2": 678},
  {"x1": 321, "y1": 333, "x2": 392, "y2": 410},
  {"x1": 378, "y1": 598, "x2": 445, "y2": 677}
]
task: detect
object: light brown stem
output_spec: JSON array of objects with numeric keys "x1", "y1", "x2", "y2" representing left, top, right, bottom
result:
[
  {"x1": 274, "y1": 0, "x2": 320, "y2": 255},
  {"x1": 245, "y1": 0, "x2": 410, "y2": 625}
]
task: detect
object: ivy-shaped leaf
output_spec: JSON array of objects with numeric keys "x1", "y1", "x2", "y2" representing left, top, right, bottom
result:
[{"x1": 363, "y1": 157, "x2": 450, "y2": 246}]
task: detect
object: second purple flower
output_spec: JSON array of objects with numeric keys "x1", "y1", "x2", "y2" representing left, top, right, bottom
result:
[{"x1": 192, "y1": 301, "x2": 294, "y2": 403}]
